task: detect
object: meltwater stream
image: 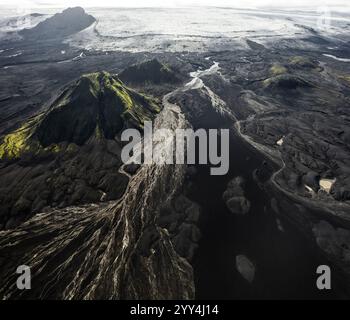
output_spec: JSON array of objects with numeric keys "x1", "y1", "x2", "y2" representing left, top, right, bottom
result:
[{"x1": 183, "y1": 61, "x2": 339, "y2": 299}]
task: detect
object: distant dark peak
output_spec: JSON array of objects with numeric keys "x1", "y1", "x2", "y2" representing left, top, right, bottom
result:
[
  {"x1": 295, "y1": 24, "x2": 318, "y2": 35},
  {"x1": 305, "y1": 35, "x2": 330, "y2": 45},
  {"x1": 20, "y1": 7, "x2": 95, "y2": 40},
  {"x1": 29, "y1": 13, "x2": 44, "y2": 17},
  {"x1": 35, "y1": 71, "x2": 160, "y2": 147},
  {"x1": 64, "y1": 7, "x2": 85, "y2": 14},
  {"x1": 119, "y1": 58, "x2": 180, "y2": 85},
  {"x1": 246, "y1": 39, "x2": 266, "y2": 51}
]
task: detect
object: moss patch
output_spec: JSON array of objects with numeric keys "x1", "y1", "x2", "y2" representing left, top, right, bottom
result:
[
  {"x1": 263, "y1": 74, "x2": 313, "y2": 90},
  {"x1": 338, "y1": 75, "x2": 350, "y2": 86},
  {"x1": 289, "y1": 56, "x2": 319, "y2": 69},
  {"x1": 0, "y1": 124, "x2": 36, "y2": 159},
  {"x1": 100, "y1": 72, "x2": 161, "y2": 128},
  {"x1": 270, "y1": 64, "x2": 288, "y2": 76}
]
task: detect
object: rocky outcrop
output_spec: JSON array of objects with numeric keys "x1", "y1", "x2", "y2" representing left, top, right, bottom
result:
[
  {"x1": 158, "y1": 194, "x2": 201, "y2": 262},
  {"x1": 223, "y1": 177, "x2": 251, "y2": 215},
  {"x1": 236, "y1": 255, "x2": 255, "y2": 283}
]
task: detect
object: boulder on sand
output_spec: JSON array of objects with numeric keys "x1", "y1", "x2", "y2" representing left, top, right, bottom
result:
[
  {"x1": 223, "y1": 177, "x2": 251, "y2": 215},
  {"x1": 236, "y1": 254, "x2": 255, "y2": 283}
]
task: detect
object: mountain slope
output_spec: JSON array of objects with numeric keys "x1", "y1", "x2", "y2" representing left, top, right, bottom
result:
[
  {"x1": 37, "y1": 71, "x2": 160, "y2": 147},
  {"x1": 119, "y1": 58, "x2": 180, "y2": 85},
  {"x1": 0, "y1": 83, "x2": 196, "y2": 300},
  {"x1": 0, "y1": 72, "x2": 161, "y2": 229},
  {"x1": 0, "y1": 71, "x2": 160, "y2": 159}
]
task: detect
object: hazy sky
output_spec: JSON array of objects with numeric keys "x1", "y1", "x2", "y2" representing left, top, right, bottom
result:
[{"x1": 0, "y1": 0, "x2": 349, "y2": 8}]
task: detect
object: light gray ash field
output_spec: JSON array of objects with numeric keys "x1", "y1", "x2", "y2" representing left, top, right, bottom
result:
[{"x1": 0, "y1": 5, "x2": 350, "y2": 299}]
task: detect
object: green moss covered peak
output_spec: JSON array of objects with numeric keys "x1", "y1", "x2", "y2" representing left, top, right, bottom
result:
[
  {"x1": 270, "y1": 64, "x2": 288, "y2": 76},
  {"x1": 0, "y1": 71, "x2": 161, "y2": 160}
]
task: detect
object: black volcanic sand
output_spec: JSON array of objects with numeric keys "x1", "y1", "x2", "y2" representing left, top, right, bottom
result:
[
  {"x1": 1, "y1": 17, "x2": 350, "y2": 299},
  {"x1": 189, "y1": 129, "x2": 340, "y2": 300}
]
